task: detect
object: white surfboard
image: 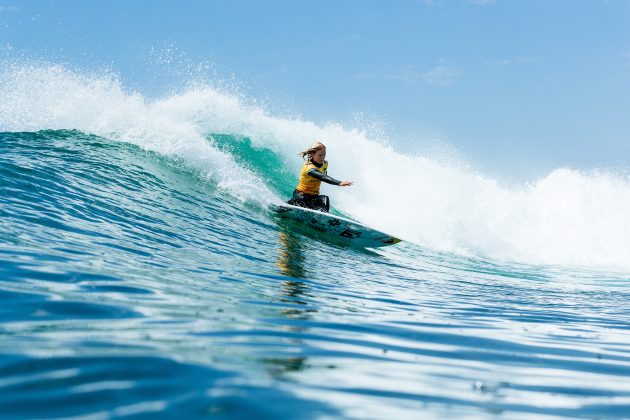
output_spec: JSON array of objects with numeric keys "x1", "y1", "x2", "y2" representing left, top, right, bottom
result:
[{"x1": 271, "y1": 204, "x2": 401, "y2": 248}]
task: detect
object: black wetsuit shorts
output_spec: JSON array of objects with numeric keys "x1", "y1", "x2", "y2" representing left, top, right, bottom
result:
[{"x1": 287, "y1": 189, "x2": 330, "y2": 213}]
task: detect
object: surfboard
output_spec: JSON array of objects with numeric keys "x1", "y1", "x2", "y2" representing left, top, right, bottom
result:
[{"x1": 271, "y1": 203, "x2": 401, "y2": 248}]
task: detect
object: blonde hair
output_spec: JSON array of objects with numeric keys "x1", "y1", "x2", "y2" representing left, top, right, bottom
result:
[{"x1": 298, "y1": 142, "x2": 326, "y2": 160}]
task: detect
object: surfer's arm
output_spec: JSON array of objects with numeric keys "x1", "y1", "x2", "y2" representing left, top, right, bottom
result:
[{"x1": 307, "y1": 169, "x2": 341, "y2": 185}]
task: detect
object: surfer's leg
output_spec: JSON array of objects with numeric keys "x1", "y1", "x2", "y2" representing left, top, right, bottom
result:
[
  {"x1": 301, "y1": 194, "x2": 322, "y2": 211},
  {"x1": 319, "y1": 195, "x2": 330, "y2": 213},
  {"x1": 302, "y1": 196, "x2": 320, "y2": 211},
  {"x1": 289, "y1": 190, "x2": 310, "y2": 208},
  {"x1": 308, "y1": 195, "x2": 329, "y2": 212},
  {"x1": 291, "y1": 190, "x2": 329, "y2": 212}
]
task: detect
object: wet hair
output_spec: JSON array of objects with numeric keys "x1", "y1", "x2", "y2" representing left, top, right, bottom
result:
[{"x1": 298, "y1": 142, "x2": 326, "y2": 161}]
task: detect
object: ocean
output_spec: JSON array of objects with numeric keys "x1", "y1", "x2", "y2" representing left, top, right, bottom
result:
[{"x1": 1, "y1": 63, "x2": 630, "y2": 419}]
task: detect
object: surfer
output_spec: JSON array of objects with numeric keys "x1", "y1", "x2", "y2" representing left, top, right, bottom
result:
[{"x1": 287, "y1": 142, "x2": 353, "y2": 213}]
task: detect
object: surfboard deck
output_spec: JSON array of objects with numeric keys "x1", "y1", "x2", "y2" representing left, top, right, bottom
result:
[{"x1": 270, "y1": 203, "x2": 401, "y2": 248}]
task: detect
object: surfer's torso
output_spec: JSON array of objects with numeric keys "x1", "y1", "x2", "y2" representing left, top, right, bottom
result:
[{"x1": 296, "y1": 160, "x2": 329, "y2": 195}]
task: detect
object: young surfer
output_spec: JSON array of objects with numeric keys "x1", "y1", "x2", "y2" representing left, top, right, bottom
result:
[{"x1": 287, "y1": 142, "x2": 353, "y2": 213}]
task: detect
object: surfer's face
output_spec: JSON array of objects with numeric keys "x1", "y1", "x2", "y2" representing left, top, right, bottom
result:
[{"x1": 312, "y1": 148, "x2": 326, "y2": 164}]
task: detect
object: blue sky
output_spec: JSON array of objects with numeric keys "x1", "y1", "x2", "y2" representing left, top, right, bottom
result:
[{"x1": 2, "y1": 0, "x2": 629, "y2": 179}]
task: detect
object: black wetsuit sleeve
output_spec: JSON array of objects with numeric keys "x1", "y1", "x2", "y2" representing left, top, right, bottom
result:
[{"x1": 307, "y1": 169, "x2": 341, "y2": 185}]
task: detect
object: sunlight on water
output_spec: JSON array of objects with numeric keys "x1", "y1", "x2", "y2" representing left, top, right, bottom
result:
[
  {"x1": 1, "y1": 130, "x2": 629, "y2": 418},
  {"x1": 3, "y1": 62, "x2": 630, "y2": 268}
]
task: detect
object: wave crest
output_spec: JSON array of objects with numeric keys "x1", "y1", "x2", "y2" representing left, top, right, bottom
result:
[{"x1": 2, "y1": 62, "x2": 630, "y2": 268}]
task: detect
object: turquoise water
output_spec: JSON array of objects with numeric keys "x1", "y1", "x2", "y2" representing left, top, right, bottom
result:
[
  {"x1": 2, "y1": 63, "x2": 630, "y2": 419},
  {"x1": 2, "y1": 128, "x2": 630, "y2": 419}
]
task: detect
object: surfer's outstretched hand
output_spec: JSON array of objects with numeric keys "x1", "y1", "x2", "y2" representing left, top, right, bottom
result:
[{"x1": 340, "y1": 181, "x2": 353, "y2": 186}]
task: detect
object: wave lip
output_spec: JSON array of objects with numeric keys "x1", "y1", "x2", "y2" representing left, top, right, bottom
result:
[{"x1": 2, "y1": 62, "x2": 630, "y2": 268}]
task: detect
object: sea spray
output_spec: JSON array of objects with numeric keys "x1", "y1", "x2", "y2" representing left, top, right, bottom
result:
[
  {"x1": 0, "y1": 63, "x2": 275, "y2": 203},
  {"x1": 2, "y1": 62, "x2": 630, "y2": 268}
]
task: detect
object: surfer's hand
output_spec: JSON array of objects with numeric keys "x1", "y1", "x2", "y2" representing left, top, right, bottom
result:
[{"x1": 339, "y1": 181, "x2": 353, "y2": 186}]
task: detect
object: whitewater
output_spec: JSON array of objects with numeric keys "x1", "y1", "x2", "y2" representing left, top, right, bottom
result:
[
  {"x1": 1, "y1": 62, "x2": 630, "y2": 419},
  {"x1": 3, "y1": 63, "x2": 630, "y2": 268}
]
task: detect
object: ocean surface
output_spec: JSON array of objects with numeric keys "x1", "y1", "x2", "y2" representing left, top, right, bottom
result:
[{"x1": 1, "y1": 64, "x2": 630, "y2": 419}]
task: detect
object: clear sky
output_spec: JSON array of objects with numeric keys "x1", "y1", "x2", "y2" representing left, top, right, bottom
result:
[{"x1": 2, "y1": 0, "x2": 629, "y2": 179}]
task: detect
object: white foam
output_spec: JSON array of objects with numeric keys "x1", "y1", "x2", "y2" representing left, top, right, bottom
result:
[
  {"x1": 2, "y1": 62, "x2": 630, "y2": 268},
  {"x1": 0, "y1": 63, "x2": 274, "y2": 203}
]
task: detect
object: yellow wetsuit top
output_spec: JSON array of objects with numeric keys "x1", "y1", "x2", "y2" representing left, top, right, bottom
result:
[{"x1": 296, "y1": 160, "x2": 332, "y2": 195}]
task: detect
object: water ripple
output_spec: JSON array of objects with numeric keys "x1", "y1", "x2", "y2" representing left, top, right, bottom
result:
[{"x1": 1, "y1": 131, "x2": 630, "y2": 418}]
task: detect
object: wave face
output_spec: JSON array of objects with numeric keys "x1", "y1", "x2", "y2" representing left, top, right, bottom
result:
[
  {"x1": 1, "y1": 63, "x2": 630, "y2": 418},
  {"x1": 2, "y1": 63, "x2": 630, "y2": 268}
]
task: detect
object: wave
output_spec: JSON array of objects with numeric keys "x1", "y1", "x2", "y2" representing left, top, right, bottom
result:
[{"x1": 2, "y1": 62, "x2": 630, "y2": 268}]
